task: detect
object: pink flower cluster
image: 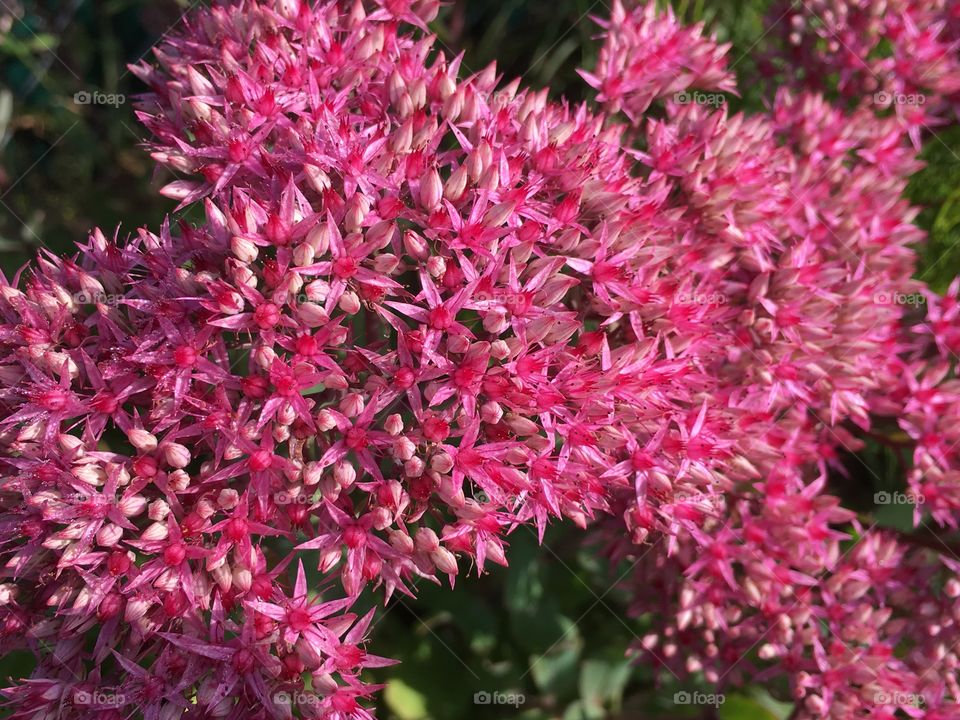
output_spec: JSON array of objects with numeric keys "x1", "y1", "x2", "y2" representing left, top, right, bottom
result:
[
  {"x1": 2, "y1": 0, "x2": 960, "y2": 718},
  {"x1": 764, "y1": 0, "x2": 960, "y2": 147}
]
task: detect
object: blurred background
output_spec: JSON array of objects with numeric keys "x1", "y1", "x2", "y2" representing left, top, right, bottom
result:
[{"x1": 1, "y1": 1, "x2": 959, "y2": 718}]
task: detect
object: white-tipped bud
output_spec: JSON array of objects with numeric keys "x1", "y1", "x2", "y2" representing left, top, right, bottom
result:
[
  {"x1": 128, "y1": 429, "x2": 158, "y2": 452},
  {"x1": 231, "y1": 236, "x2": 259, "y2": 263},
  {"x1": 426, "y1": 256, "x2": 446, "y2": 278},
  {"x1": 338, "y1": 291, "x2": 361, "y2": 315},
  {"x1": 118, "y1": 494, "x2": 147, "y2": 517},
  {"x1": 430, "y1": 452, "x2": 454, "y2": 474},
  {"x1": 420, "y1": 168, "x2": 442, "y2": 211},
  {"x1": 333, "y1": 461, "x2": 356, "y2": 488},
  {"x1": 480, "y1": 401, "x2": 503, "y2": 424},
  {"x1": 163, "y1": 442, "x2": 191, "y2": 469},
  {"x1": 385, "y1": 414, "x2": 404, "y2": 435},
  {"x1": 97, "y1": 524, "x2": 123, "y2": 547},
  {"x1": 414, "y1": 527, "x2": 440, "y2": 552},
  {"x1": 140, "y1": 522, "x2": 168, "y2": 542},
  {"x1": 298, "y1": 302, "x2": 330, "y2": 327},
  {"x1": 431, "y1": 547, "x2": 458, "y2": 575}
]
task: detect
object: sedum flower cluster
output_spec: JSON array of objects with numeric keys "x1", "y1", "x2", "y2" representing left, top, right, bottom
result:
[{"x1": 2, "y1": 0, "x2": 960, "y2": 718}]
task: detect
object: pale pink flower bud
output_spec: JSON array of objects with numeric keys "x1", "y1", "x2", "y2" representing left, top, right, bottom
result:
[
  {"x1": 141, "y1": 522, "x2": 168, "y2": 542},
  {"x1": 430, "y1": 452, "x2": 454, "y2": 474},
  {"x1": 444, "y1": 164, "x2": 468, "y2": 200},
  {"x1": 125, "y1": 597, "x2": 152, "y2": 623},
  {"x1": 293, "y1": 242, "x2": 315, "y2": 267},
  {"x1": 393, "y1": 436, "x2": 416, "y2": 461},
  {"x1": 163, "y1": 442, "x2": 191, "y2": 469},
  {"x1": 232, "y1": 566, "x2": 252, "y2": 594},
  {"x1": 426, "y1": 255, "x2": 446, "y2": 278},
  {"x1": 217, "y1": 489, "x2": 240, "y2": 510},
  {"x1": 97, "y1": 524, "x2": 123, "y2": 547},
  {"x1": 481, "y1": 401, "x2": 503, "y2": 424},
  {"x1": 148, "y1": 499, "x2": 170, "y2": 521},
  {"x1": 333, "y1": 461, "x2": 356, "y2": 488},
  {"x1": 420, "y1": 168, "x2": 442, "y2": 211},
  {"x1": 383, "y1": 415, "x2": 403, "y2": 437},
  {"x1": 128, "y1": 428, "x2": 158, "y2": 452},
  {"x1": 430, "y1": 547, "x2": 458, "y2": 575},
  {"x1": 339, "y1": 393, "x2": 365, "y2": 417},
  {"x1": 404, "y1": 457, "x2": 425, "y2": 477},
  {"x1": 231, "y1": 235, "x2": 259, "y2": 263},
  {"x1": 415, "y1": 528, "x2": 440, "y2": 553},
  {"x1": 319, "y1": 547, "x2": 341, "y2": 574},
  {"x1": 339, "y1": 291, "x2": 361, "y2": 315},
  {"x1": 119, "y1": 494, "x2": 148, "y2": 517},
  {"x1": 303, "y1": 462, "x2": 323, "y2": 486},
  {"x1": 389, "y1": 530, "x2": 415, "y2": 555},
  {"x1": 403, "y1": 230, "x2": 429, "y2": 260},
  {"x1": 504, "y1": 413, "x2": 539, "y2": 436},
  {"x1": 298, "y1": 302, "x2": 329, "y2": 327},
  {"x1": 317, "y1": 409, "x2": 337, "y2": 432}
]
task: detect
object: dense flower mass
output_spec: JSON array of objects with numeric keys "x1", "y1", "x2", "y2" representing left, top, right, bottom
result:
[
  {"x1": 764, "y1": 0, "x2": 960, "y2": 147},
  {"x1": 2, "y1": 0, "x2": 960, "y2": 718}
]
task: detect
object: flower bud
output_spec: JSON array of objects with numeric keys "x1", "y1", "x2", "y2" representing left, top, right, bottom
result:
[
  {"x1": 97, "y1": 524, "x2": 123, "y2": 547},
  {"x1": 163, "y1": 442, "x2": 191, "y2": 469},
  {"x1": 333, "y1": 462, "x2": 356, "y2": 488},
  {"x1": 385, "y1": 414, "x2": 404, "y2": 435},
  {"x1": 431, "y1": 547, "x2": 458, "y2": 575},
  {"x1": 119, "y1": 494, "x2": 147, "y2": 517},
  {"x1": 338, "y1": 291, "x2": 361, "y2": 315},
  {"x1": 128, "y1": 429, "x2": 158, "y2": 452},
  {"x1": 231, "y1": 235, "x2": 259, "y2": 263},
  {"x1": 415, "y1": 528, "x2": 440, "y2": 552},
  {"x1": 420, "y1": 168, "x2": 442, "y2": 211}
]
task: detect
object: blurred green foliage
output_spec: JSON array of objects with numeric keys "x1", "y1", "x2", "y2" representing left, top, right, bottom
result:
[{"x1": 1, "y1": 0, "x2": 958, "y2": 718}]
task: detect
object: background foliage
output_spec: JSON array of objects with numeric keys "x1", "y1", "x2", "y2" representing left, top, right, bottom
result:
[{"x1": 1, "y1": 1, "x2": 956, "y2": 717}]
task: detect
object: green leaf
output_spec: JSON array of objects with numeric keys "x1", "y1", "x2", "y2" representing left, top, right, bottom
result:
[
  {"x1": 529, "y1": 646, "x2": 580, "y2": 701},
  {"x1": 384, "y1": 679, "x2": 429, "y2": 720},
  {"x1": 579, "y1": 658, "x2": 632, "y2": 715},
  {"x1": 874, "y1": 499, "x2": 916, "y2": 532},
  {"x1": 719, "y1": 693, "x2": 790, "y2": 720}
]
